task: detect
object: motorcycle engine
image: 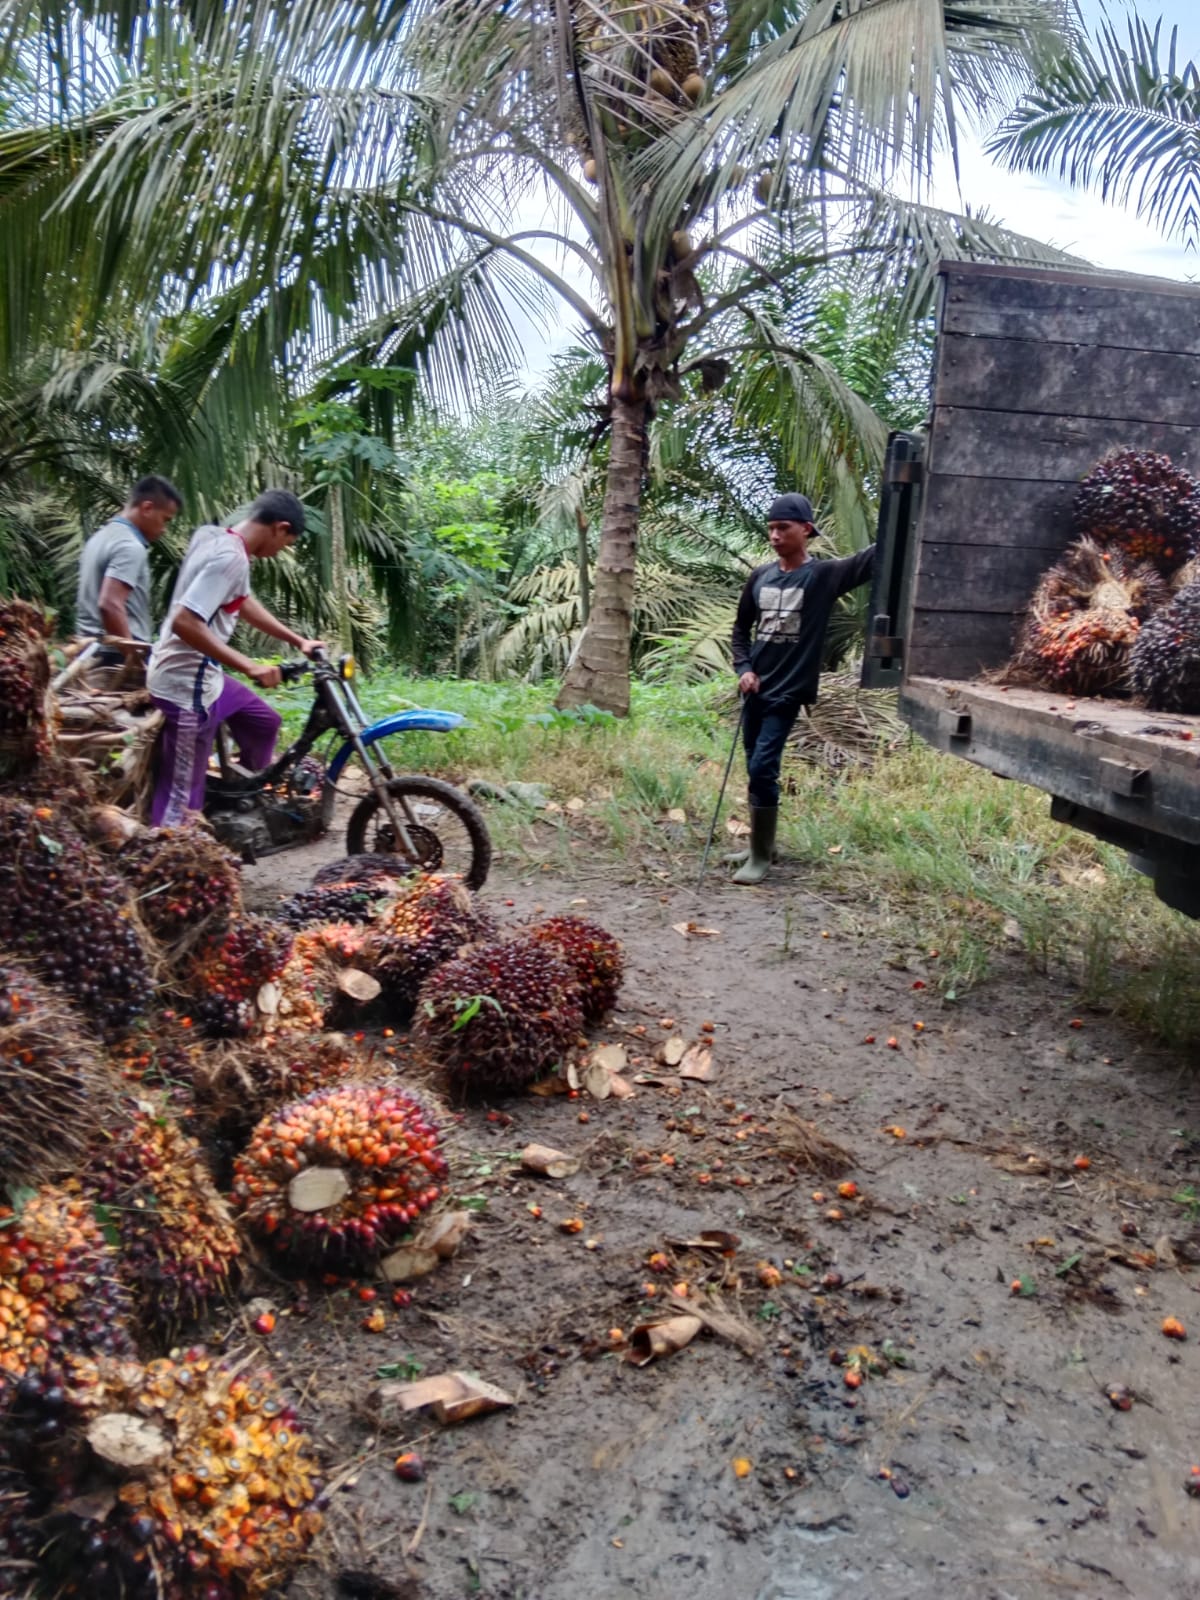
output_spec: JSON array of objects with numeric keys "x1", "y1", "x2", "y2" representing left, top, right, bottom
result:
[{"x1": 209, "y1": 806, "x2": 276, "y2": 864}]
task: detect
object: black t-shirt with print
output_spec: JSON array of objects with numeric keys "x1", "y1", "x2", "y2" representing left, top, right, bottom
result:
[{"x1": 731, "y1": 548, "x2": 874, "y2": 708}]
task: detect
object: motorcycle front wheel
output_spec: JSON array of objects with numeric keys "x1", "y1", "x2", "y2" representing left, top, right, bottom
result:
[{"x1": 345, "y1": 775, "x2": 491, "y2": 891}]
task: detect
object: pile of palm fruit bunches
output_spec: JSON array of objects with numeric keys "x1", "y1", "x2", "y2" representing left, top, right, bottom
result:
[
  {"x1": 0, "y1": 601, "x2": 624, "y2": 1598},
  {"x1": 1007, "y1": 449, "x2": 1200, "y2": 709}
]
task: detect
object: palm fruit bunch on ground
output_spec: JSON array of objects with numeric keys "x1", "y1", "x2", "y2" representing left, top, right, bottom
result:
[
  {"x1": 1074, "y1": 449, "x2": 1200, "y2": 573},
  {"x1": 188, "y1": 1034, "x2": 353, "y2": 1150},
  {"x1": 0, "y1": 958, "x2": 113, "y2": 1184},
  {"x1": 363, "y1": 876, "x2": 496, "y2": 1019},
  {"x1": 0, "y1": 1452, "x2": 37, "y2": 1582},
  {"x1": 116, "y1": 825, "x2": 242, "y2": 960},
  {"x1": 5, "y1": 1349, "x2": 323, "y2": 1600},
  {"x1": 278, "y1": 854, "x2": 407, "y2": 930},
  {"x1": 312, "y1": 853, "x2": 413, "y2": 889},
  {"x1": 0, "y1": 599, "x2": 52, "y2": 770},
  {"x1": 1008, "y1": 539, "x2": 1167, "y2": 695},
  {"x1": 1130, "y1": 581, "x2": 1200, "y2": 712},
  {"x1": 109, "y1": 1020, "x2": 205, "y2": 1115},
  {"x1": 0, "y1": 1186, "x2": 135, "y2": 1402},
  {"x1": 181, "y1": 914, "x2": 293, "y2": 1038},
  {"x1": 0, "y1": 798, "x2": 152, "y2": 1032},
  {"x1": 88, "y1": 1106, "x2": 241, "y2": 1334},
  {"x1": 415, "y1": 937, "x2": 584, "y2": 1096},
  {"x1": 278, "y1": 878, "x2": 396, "y2": 929},
  {"x1": 234, "y1": 1083, "x2": 447, "y2": 1270},
  {"x1": 526, "y1": 914, "x2": 624, "y2": 1025},
  {"x1": 262, "y1": 921, "x2": 377, "y2": 1036}
]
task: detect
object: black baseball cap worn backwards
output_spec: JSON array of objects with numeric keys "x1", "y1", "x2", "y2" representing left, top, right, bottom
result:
[{"x1": 766, "y1": 492, "x2": 820, "y2": 537}]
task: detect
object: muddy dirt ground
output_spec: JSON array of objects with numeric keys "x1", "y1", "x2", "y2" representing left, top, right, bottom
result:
[{"x1": 240, "y1": 822, "x2": 1200, "y2": 1600}]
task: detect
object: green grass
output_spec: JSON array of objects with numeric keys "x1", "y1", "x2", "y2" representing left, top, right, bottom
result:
[{"x1": 283, "y1": 669, "x2": 1200, "y2": 1049}]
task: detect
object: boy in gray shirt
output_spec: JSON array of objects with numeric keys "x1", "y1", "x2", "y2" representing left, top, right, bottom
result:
[{"x1": 76, "y1": 475, "x2": 182, "y2": 657}]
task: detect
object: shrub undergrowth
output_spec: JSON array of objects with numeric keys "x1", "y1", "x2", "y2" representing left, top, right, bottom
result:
[{"x1": 280, "y1": 671, "x2": 1200, "y2": 1050}]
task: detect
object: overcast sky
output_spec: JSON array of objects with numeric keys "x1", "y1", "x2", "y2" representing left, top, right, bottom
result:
[
  {"x1": 927, "y1": 0, "x2": 1198, "y2": 283},
  {"x1": 517, "y1": 0, "x2": 1198, "y2": 384}
]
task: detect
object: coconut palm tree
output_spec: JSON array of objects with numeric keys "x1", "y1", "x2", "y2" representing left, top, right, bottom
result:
[
  {"x1": 383, "y1": 0, "x2": 1078, "y2": 713},
  {"x1": 988, "y1": 12, "x2": 1200, "y2": 248}
]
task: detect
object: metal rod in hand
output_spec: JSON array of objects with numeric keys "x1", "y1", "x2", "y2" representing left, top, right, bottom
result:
[{"x1": 696, "y1": 697, "x2": 746, "y2": 892}]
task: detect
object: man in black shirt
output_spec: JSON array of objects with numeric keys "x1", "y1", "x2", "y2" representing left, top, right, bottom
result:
[{"x1": 729, "y1": 493, "x2": 874, "y2": 884}]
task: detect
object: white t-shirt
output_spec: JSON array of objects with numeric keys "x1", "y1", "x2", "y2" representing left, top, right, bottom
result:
[{"x1": 148, "y1": 525, "x2": 251, "y2": 711}]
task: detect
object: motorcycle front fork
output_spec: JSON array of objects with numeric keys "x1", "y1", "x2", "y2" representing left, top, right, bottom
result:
[{"x1": 334, "y1": 679, "x2": 422, "y2": 853}]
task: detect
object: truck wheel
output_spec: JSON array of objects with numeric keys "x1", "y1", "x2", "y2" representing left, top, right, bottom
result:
[{"x1": 345, "y1": 776, "x2": 491, "y2": 891}]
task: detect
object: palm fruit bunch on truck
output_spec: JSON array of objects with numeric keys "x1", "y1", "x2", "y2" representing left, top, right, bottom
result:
[
  {"x1": 1074, "y1": 449, "x2": 1200, "y2": 574},
  {"x1": 1008, "y1": 538, "x2": 1167, "y2": 695},
  {"x1": 1130, "y1": 581, "x2": 1200, "y2": 713}
]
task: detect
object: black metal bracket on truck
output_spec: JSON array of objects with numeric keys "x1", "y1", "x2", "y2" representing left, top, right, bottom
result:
[{"x1": 862, "y1": 260, "x2": 1200, "y2": 920}]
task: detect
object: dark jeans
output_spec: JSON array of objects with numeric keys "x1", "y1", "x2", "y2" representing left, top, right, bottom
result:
[{"x1": 742, "y1": 696, "x2": 803, "y2": 808}]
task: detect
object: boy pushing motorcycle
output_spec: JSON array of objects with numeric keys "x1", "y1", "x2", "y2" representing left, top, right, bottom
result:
[{"x1": 147, "y1": 489, "x2": 323, "y2": 827}]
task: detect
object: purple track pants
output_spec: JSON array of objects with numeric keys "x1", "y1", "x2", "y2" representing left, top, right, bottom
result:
[{"x1": 150, "y1": 677, "x2": 282, "y2": 826}]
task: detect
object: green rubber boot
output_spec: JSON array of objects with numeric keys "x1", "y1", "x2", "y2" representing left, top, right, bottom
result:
[{"x1": 731, "y1": 806, "x2": 778, "y2": 885}]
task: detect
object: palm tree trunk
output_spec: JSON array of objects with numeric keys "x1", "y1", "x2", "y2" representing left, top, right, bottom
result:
[
  {"x1": 575, "y1": 505, "x2": 591, "y2": 626},
  {"x1": 328, "y1": 483, "x2": 352, "y2": 654},
  {"x1": 556, "y1": 390, "x2": 645, "y2": 716}
]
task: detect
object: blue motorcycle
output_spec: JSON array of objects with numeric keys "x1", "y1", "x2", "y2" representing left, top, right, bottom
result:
[{"x1": 203, "y1": 647, "x2": 491, "y2": 887}]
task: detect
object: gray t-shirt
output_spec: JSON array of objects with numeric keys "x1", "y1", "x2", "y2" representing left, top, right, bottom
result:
[
  {"x1": 148, "y1": 524, "x2": 251, "y2": 711},
  {"x1": 75, "y1": 517, "x2": 153, "y2": 640}
]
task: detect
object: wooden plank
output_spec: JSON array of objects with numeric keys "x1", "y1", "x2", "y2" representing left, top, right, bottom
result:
[
  {"x1": 913, "y1": 542, "x2": 1050, "y2": 614},
  {"x1": 934, "y1": 334, "x2": 1200, "y2": 425},
  {"x1": 920, "y1": 476, "x2": 1075, "y2": 551},
  {"x1": 938, "y1": 259, "x2": 1200, "y2": 300},
  {"x1": 906, "y1": 611, "x2": 1014, "y2": 679},
  {"x1": 940, "y1": 271, "x2": 1200, "y2": 354},
  {"x1": 928, "y1": 408, "x2": 1200, "y2": 482}
]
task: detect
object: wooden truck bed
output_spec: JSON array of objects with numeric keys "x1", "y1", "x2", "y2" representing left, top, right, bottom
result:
[{"x1": 902, "y1": 677, "x2": 1200, "y2": 853}]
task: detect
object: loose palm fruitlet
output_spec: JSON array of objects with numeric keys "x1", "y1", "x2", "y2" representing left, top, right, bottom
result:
[
  {"x1": 1074, "y1": 449, "x2": 1200, "y2": 572},
  {"x1": 234, "y1": 1084, "x2": 447, "y2": 1270},
  {"x1": 7, "y1": 1349, "x2": 323, "y2": 1600},
  {"x1": 1130, "y1": 581, "x2": 1200, "y2": 712},
  {"x1": 116, "y1": 826, "x2": 242, "y2": 957},
  {"x1": 89, "y1": 1107, "x2": 241, "y2": 1332},
  {"x1": 415, "y1": 938, "x2": 584, "y2": 1095},
  {"x1": 0, "y1": 1186, "x2": 134, "y2": 1401},
  {"x1": 363, "y1": 877, "x2": 496, "y2": 1019},
  {"x1": 0, "y1": 958, "x2": 112, "y2": 1184},
  {"x1": 1007, "y1": 539, "x2": 1164, "y2": 695},
  {"x1": 526, "y1": 915, "x2": 624, "y2": 1025},
  {"x1": 0, "y1": 598, "x2": 52, "y2": 766},
  {"x1": 0, "y1": 798, "x2": 152, "y2": 1032},
  {"x1": 183, "y1": 916, "x2": 293, "y2": 1038}
]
